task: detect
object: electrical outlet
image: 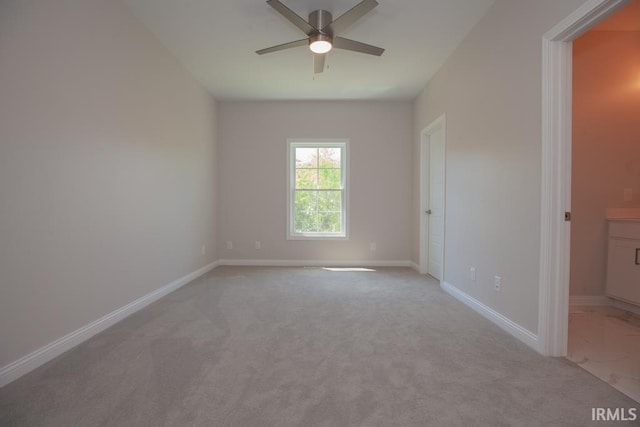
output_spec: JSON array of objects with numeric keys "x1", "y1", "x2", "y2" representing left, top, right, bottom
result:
[
  {"x1": 470, "y1": 267, "x2": 476, "y2": 281},
  {"x1": 494, "y1": 276, "x2": 501, "y2": 292},
  {"x1": 370, "y1": 242, "x2": 377, "y2": 251},
  {"x1": 226, "y1": 241, "x2": 233, "y2": 250},
  {"x1": 255, "y1": 241, "x2": 261, "y2": 250}
]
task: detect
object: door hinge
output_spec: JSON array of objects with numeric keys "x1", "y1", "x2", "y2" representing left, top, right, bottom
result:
[{"x1": 565, "y1": 212, "x2": 571, "y2": 222}]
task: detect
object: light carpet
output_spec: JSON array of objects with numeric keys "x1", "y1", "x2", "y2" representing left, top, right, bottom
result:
[{"x1": 0, "y1": 267, "x2": 637, "y2": 426}]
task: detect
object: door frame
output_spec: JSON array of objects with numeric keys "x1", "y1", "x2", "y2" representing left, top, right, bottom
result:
[
  {"x1": 419, "y1": 114, "x2": 447, "y2": 278},
  {"x1": 538, "y1": 0, "x2": 631, "y2": 356}
]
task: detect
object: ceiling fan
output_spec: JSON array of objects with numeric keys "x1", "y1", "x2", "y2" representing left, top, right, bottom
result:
[{"x1": 256, "y1": 0, "x2": 384, "y2": 74}]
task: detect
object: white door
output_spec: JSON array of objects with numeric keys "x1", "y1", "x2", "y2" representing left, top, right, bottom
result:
[
  {"x1": 428, "y1": 125, "x2": 445, "y2": 279},
  {"x1": 420, "y1": 115, "x2": 446, "y2": 280}
]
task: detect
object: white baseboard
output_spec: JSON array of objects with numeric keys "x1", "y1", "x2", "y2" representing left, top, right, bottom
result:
[
  {"x1": 217, "y1": 259, "x2": 412, "y2": 268},
  {"x1": 611, "y1": 299, "x2": 640, "y2": 316},
  {"x1": 410, "y1": 262, "x2": 421, "y2": 272},
  {"x1": 569, "y1": 295, "x2": 611, "y2": 306},
  {"x1": 441, "y1": 281, "x2": 539, "y2": 352},
  {"x1": 569, "y1": 295, "x2": 640, "y2": 316},
  {"x1": 0, "y1": 261, "x2": 218, "y2": 388}
]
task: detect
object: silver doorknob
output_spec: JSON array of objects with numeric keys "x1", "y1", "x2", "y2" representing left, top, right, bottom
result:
[{"x1": 426, "y1": 209, "x2": 432, "y2": 215}]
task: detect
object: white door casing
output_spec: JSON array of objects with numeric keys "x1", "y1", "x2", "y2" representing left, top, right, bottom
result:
[{"x1": 420, "y1": 114, "x2": 446, "y2": 280}]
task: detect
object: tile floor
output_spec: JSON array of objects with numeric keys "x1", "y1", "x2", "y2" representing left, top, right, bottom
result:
[{"x1": 567, "y1": 305, "x2": 640, "y2": 403}]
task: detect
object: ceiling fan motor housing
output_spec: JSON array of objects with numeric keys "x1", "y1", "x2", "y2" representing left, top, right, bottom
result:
[{"x1": 309, "y1": 10, "x2": 333, "y2": 37}]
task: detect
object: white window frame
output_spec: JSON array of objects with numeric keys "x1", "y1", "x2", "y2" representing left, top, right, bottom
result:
[{"x1": 287, "y1": 139, "x2": 349, "y2": 240}]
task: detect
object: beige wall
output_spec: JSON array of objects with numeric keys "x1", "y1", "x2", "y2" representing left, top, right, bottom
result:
[
  {"x1": 218, "y1": 101, "x2": 413, "y2": 263},
  {"x1": 570, "y1": 30, "x2": 640, "y2": 296},
  {"x1": 412, "y1": 0, "x2": 588, "y2": 334},
  {"x1": 1, "y1": 0, "x2": 606, "y2": 371},
  {"x1": 0, "y1": 0, "x2": 218, "y2": 366}
]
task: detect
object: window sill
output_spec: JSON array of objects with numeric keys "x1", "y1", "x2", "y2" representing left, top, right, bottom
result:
[{"x1": 287, "y1": 234, "x2": 349, "y2": 241}]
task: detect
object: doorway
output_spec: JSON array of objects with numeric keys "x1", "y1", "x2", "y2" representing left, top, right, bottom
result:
[
  {"x1": 566, "y1": 0, "x2": 640, "y2": 403},
  {"x1": 419, "y1": 114, "x2": 446, "y2": 280},
  {"x1": 538, "y1": 0, "x2": 632, "y2": 357}
]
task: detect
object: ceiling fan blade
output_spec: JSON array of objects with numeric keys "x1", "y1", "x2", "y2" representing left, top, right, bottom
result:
[
  {"x1": 333, "y1": 37, "x2": 384, "y2": 56},
  {"x1": 323, "y1": 0, "x2": 378, "y2": 35},
  {"x1": 256, "y1": 39, "x2": 308, "y2": 55},
  {"x1": 313, "y1": 53, "x2": 326, "y2": 74},
  {"x1": 266, "y1": 0, "x2": 316, "y2": 35}
]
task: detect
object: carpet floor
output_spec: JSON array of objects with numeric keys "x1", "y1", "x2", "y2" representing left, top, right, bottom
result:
[{"x1": 0, "y1": 267, "x2": 637, "y2": 426}]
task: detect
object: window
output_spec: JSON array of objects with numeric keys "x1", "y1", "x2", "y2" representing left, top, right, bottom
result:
[{"x1": 287, "y1": 140, "x2": 348, "y2": 239}]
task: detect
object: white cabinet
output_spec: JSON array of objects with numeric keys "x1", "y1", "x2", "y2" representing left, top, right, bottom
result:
[{"x1": 606, "y1": 220, "x2": 640, "y2": 306}]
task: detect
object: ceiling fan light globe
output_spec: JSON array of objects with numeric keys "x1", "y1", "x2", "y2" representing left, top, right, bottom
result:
[{"x1": 309, "y1": 40, "x2": 332, "y2": 54}]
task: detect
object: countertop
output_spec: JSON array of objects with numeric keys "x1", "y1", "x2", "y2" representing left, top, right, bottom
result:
[{"x1": 606, "y1": 208, "x2": 640, "y2": 221}]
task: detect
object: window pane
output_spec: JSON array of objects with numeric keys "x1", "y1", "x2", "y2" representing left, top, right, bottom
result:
[
  {"x1": 296, "y1": 169, "x2": 317, "y2": 189},
  {"x1": 294, "y1": 190, "x2": 317, "y2": 232},
  {"x1": 318, "y1": 191, "x2": 342, "y2": 212},
  {"x1": 317, "y1": 213, "x2": 341, "y2": 233},
  {"x1": 296, "y1": 148, "x2": 317, "y2": 168},
  {"x1": 318, "y1": 147, "x2": 341, "y2": 168},
  {"x1": 318, "y1": 169, "x2": 341, "y2": 189},
  {"x1": 295, "y1": 190, "x2": 317, "y2": 214},
  {"x1": 295, "y1": 211, "x2": 318, "y2": 233}
]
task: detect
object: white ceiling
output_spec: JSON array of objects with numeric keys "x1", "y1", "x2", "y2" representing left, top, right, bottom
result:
[{"x1": 123, "y1": 0, "x2": 495, "y2": 100}]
